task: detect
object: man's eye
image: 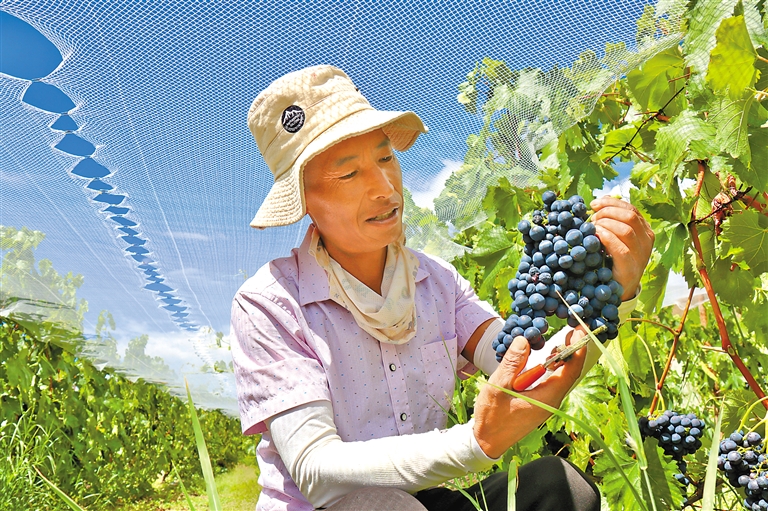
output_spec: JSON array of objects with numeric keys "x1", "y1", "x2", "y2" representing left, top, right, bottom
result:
[
  {"x1": 381, "y1": 156, "x2": 393, "y2": 162},
  {"x1": 340, "y1": 170, "x2": 357, "y2": 179}
]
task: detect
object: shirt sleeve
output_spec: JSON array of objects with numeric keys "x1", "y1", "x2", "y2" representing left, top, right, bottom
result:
[
  {"x1": 267, "y1": 401, "x2": 499, "y2": 508},
  {"x1": 450, "y1": 263, "x2": 499, "y2": 377},
  {"x1": 230, "y1": 285, "x2": 331, "y2": 435}
]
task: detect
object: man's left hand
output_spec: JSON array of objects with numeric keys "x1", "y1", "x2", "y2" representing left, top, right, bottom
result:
[{"x1": 590, "y1": 197, "x2": 655, "y2": 301}]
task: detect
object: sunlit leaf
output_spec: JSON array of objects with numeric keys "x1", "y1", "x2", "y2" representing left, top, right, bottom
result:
[
  {"x1": 720, "y1": 209, "x2": 768, "y2": 274},
  {"x1": 655, "y1": 110, "x2": 717, "y2": 173},
  {"x1": 627, "y1": 47, "x2": 685, "y2": 112},
  {"x1": 707, "y1": 16, "x2": 758, "y2": 100},
  {"x1": 684, "y1": 0, "x2": 739, "y2": 73}
]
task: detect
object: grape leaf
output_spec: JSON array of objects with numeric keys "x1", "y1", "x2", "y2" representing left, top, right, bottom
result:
[
  {"x1": 639, "y1": 257, "x2": 669, "y2": 314},
  {"x1": 641, "y1": 438, "x2": 687, "y2": 510},
  {"x1": 708, "y1": 16, "x2": 758, "y2": 100},
  {"x1": 560, "y1": 367, "x2": 612, "y2": 433},
  {"x1": 493, "y1": 264, "x2": 518, "y2": 315},
  {"x1": 621, "y1": 330, "x2": 653, "y2": 381},
  {"x1": 743, "y1": 0, "x2": 768, "y2": 47},
  {"x1": 599, "y1": 126, "x2": 642, "y2": 161},
  {"x1": 654, "y1": 110, "x2": 717, "y2": 174},
  {"x1": 630, "y1": 162, "x2": 660, "y2": 188},
  {"x1": 592, "y1": 404, "x2": 649, "y2": 509},
  {"x1": 741, "y1": 295, "x2": 768, "y2": 338},
  {"x1": 708, "y1": 257, "x2": 759, "y2": 304},
  {"x1": 720, "y1": 209, "x2": 768, "y2": 274},
  {"x1": 626, "y1": 47, "x2": 685, "y2": 113},
  {"x1": 709, "y1": 93, "x2": 754, "y2": 163},
  {"x1": 569, "y1": 434, "x2": 594, "y2": 472},
  {"x1": 731, "y1": 127, "x2": 768, "y2": 193},
  {"x1": 684, "y1": 0, "x2": 740, "y2": 73},
  {"x1": 568, "y1": 147, "x2": 616, "y2": 190},
  {"x1": 657, "y1": 222, "x2": 689, "y2": 270},
  {"x1": 470, "y1": 224, "x2": 516, "y2": 259}
]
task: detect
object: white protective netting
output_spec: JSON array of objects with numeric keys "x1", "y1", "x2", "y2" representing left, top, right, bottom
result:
[{"x1": 0, "y1": 0, "x2": 685, "y2": 413}]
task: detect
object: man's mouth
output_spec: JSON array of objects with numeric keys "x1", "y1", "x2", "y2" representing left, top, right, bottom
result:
[{"x1": 367, "y1": 208, "x2": 398, "y2": 222}]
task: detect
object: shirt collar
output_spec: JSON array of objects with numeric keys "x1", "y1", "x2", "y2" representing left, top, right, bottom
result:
[{"x1": 296, "y1": 225, "x2": 430, "y2": 306}]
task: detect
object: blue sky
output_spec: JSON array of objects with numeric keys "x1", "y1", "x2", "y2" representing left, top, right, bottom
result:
[{"x1": 1, "y1": 1, "x2": 659, "y2": 401}]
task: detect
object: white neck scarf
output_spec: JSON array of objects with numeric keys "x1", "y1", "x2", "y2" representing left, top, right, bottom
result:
[{"x1": 308, "y1": 225, "x2": 420, "y2": 345}]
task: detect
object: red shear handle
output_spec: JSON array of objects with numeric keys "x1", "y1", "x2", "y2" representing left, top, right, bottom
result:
[{"x1": 512, "y1": 364, "x2": 546, "y2": 391}]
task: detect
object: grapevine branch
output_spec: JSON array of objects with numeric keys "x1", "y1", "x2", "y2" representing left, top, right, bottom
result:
[
  {"x1": 689, "y1": 161, "x2": 768, "y2": 410},
  {"x1": 602, "y1": 86, "x2": 686, "y2": 164},
  {"x1": 648, "y1": 287, "x2": 696, "y2": 415}
]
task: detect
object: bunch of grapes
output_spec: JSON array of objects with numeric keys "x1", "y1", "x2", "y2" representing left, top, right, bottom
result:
[
  {"x1": 492, "y1": 191, "x2": 624, "y2": 361},
  {"x1": 639, "y1": 410, "x2": 706, "y2": 460},
  {"x1": 639, "y1": 410, "x2": 707, "y2": 501},
  {"x1": 717, "y1": 430, "x2": 768, "y2": 510}
]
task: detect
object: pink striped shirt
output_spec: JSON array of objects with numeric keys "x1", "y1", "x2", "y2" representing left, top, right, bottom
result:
[{"x1": 230, "y1": 227, "x2": 497, "y2": 510}]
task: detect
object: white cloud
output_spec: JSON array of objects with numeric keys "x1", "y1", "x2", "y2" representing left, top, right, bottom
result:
[
  {"x1": 0, "y1": 171, "x2": 25, "y2": 186},
  {"x1": 410, "y1": 159, "x2": 462, "y2": 210},
  {"x1": 594, "y1": 177, "x2": 635, "y2": 202},
  {"x1": 172, "y1": 231, "x2": 210, "y2": 242}
]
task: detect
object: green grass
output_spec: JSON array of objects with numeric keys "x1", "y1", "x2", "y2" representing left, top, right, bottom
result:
[{"x1": 117, "y1": 463, "x2": 261, "y2": 511}]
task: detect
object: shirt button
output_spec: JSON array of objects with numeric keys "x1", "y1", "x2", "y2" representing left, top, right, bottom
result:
[
  {"x1": 389, "y1": 363, "x2": 397, "y2": 371},
  {"x1": 400, "y1": 413, "x2": 407, "y2": 421}
]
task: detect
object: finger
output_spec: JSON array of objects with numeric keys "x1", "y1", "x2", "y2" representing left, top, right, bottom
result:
[
  {"x1": 593, "y1": 212, "x2": 654, "y2": 255},
  {"x1": 590, "y1": 197, "x2": 637, "y2": 213},
  {"x1": 490, "y1": 336, "x2": 530, "y2": 387},
  {"x1": 591, "y1": 200, "x2": 655, "y2": 245},
  {"x1": 594, "y1": 223, "x2": 633, "y2": 262},
  {"x1": 594, "y1": 217, "x2": 640, "y2": 249}
]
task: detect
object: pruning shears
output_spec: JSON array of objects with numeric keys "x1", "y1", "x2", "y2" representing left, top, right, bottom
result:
[{"x1": 512, "y1": 325, "x2": 606, "y2": 391}]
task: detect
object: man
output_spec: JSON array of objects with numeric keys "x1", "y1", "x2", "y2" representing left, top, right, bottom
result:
[{"x1": 231, "y1": 65, "x2": 654, "y2": 510}]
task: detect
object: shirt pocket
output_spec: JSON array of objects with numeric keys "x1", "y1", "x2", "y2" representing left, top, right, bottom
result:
[{"x1": 419, "y1": 336, "x2": 458, "y2": 414}]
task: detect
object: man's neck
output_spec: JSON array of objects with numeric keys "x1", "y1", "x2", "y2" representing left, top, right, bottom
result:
[{"x1": 326, "y1": 245, "x2": 387, "y2": 295}]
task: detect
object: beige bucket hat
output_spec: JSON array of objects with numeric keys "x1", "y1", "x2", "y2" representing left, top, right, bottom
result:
[{"x1": 247, "y1": 65, "x2": 428, "y2": 228}]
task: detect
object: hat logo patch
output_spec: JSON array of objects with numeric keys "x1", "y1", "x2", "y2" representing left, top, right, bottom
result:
[{"x1": 281, "y1": 105, "x2": 305, "y2": 133}]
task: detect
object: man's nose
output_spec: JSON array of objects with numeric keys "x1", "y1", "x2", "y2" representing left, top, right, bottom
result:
[{"x1": 368, "y1": 165, "x2": 397, "y2": 200}]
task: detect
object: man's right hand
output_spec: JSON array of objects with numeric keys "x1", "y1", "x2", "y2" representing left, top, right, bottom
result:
[{"x1": 472, "y1": 331, "x2": 587, "y2": 459}]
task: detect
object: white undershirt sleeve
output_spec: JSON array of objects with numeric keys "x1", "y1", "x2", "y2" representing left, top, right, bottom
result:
[{"x1": 266, "y1": 401, "x2": 499, "y2": 509}]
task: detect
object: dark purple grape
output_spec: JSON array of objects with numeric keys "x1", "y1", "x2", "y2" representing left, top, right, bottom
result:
[
  {"x1": 595, "y1": 285, "x2": 612, "y2": 301},
  {"x1": 585, "y1": 252, "x2": 602, "y2": 268},
  {"x1": 570, "y1": 261, "x2": 586, "y2": 275},
  {"x1": 566, "y1": 229, "x2": 583, "y2": 246},
  {"x1": 547, "y1": 211, "x2": 559, "y2": 224},
  {"x1": 571, "y1": 245, "x2": 587, "y2": 261},
  {"x1": 579, "y1": 222, "x2": 596, "y2": 236},
  {"x1": 554, "y1": 239, "x2": 569, "y2": 255},
  {"x1": 532, "y1": 227, "x2": 548, "y2": 243},
  {"x1": 583, "y1": 235, "x2": 601, "y2": 253},
  {"x1": 602, "y1": 304, "x2": 619, "y2": 321},
  {"x1": 597, "y1": 267, "x2": 613, "y2": 282},
  {"x1": 557, "y1": 211, "x2": 574, "y2": 228},
  {"x1": 539, "y1": 240, "x2": 554, "y2": 254},
  {"x1": 558, "y1": 255, "x2": 573, "y2": 269},
  {"x1": 545, "y1": 253, "x2": 560, "y2": 269},
  {"x1": 529, "y1": 293, "x2": 546, "y2": 310}
]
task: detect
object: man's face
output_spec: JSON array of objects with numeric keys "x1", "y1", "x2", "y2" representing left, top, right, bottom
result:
[{"x1": 303, "y1": 129, "x2": 403, "y2": 261}]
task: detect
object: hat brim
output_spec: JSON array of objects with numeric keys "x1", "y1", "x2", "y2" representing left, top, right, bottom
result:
[{"x1": 250, "y1": 109, "x2": 427, "y2": 229}]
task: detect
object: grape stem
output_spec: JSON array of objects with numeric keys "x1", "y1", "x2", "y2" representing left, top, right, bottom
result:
[
  {"x1": 602, "y1": 86, "x2": 686, "y2": 163},
  {"x1": 648, "y1": 287, "x2": 696, "y2": 416},
  {"x1": 737, "y1": 397, "x2": 768, "y2": 433},
  {"x1": 689, "y1": 160, "x2": 768, "y2": 411}
]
